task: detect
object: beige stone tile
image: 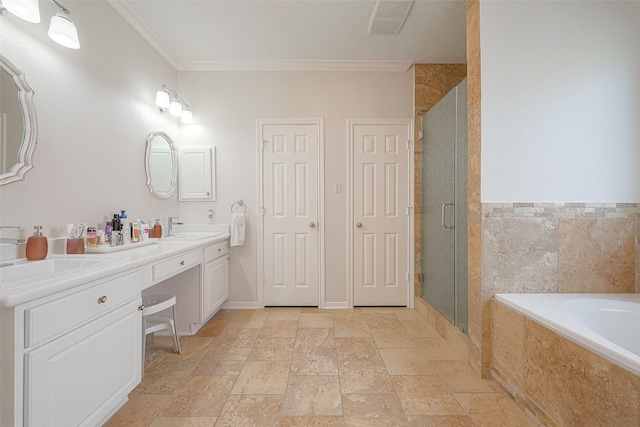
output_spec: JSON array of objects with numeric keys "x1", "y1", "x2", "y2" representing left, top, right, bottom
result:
[
  {"x1": 290, "y1": 347, "x2": 339, "y2": 375},
  {"x1": 364, "y1": 313, "x2": 404, "y2": 329},
  {"x1": 524, "y1": 318, "x2": 640, "y2": 426},
  {"x1": 301, "y1": 307, "x2": 333, "y2": 313},
  {"x1": 490, "y1": 300, "x2": 525, "y2": 391},
  {"x1": 335, "y1": 337, "x2": 381, "y2": 362},
  {"x1": 260, "y1": 319, "x2": 299, "y2": 337},
  {"x1": 407, "y1": 415, "x2": 475, "y2": 427},
  {"x1": 342, "y1": 393, "x2": 408, "y2": 426},
  {"x1": 280, "y1": 416, "x2": 345, "y2": 426},
  {"x1": 371, "y1": 327, "x2": 417, "y2": 348},
  {"x1": 232, "y1": 360, "x2": 290, "y2": 394},
  {"x1": 104, "y1": 394, "x2": 170, "y2": 426},
  {"x1": 266, "y1": 308, "x2": 301, "y2": 321},
  {"x1": 216, "y1": 394, "x2": 284, "y2": 426},
  {"x1": 283, "y1": 375, "x2": 343, "y2": 416},
  {"x1": 333, "y1": 320, "x2": 372, "y2": 338},
  {"x1": 339, "y1": 359, "x2": 393, "y2": 394},
  {"x1": 248, "y1": 337, "x2": 295, "y2": 361},
  {"x1": 483, "y1": 217, "x2": 559, "y2": 294},
  {"x1": 391, "y1": 376, "x2": 466, "y2": 416},
  {"x1": 194, "y1": 320, "x2": 227, "y2": 338},
  {"x1": 160, "y1": 375, "x2": 235, "y2": 417},
  {"x1": 454, "y1": 393, "x2": 536, "y2": 427},
  {"x1": 430, "y1": 360, "x2": 498, "y2": 393},
  {"x1": 379, "y1": 348, "x2": 436, "y2": 376},
  {"x1": 295, "y1": 327, "x2": 336, "y2": 348},
  {"x1": 391, "y1": 308, "x2": 425, "y2": 321},
  {"x1": 332, "y1": 308, "x2": 366, "y2": 322},
  {"x1": 299, "y1": 313, "x2": 334, "y2": 328},
  {"x1": 401, "y1": 320, "x2": 440, "y2": 338},
  {"x1": 415, "y1": 337, "x2": 462, "y2": 361},
  {"x1": 143, "y1": 336, "x2": 170, "y2": 367},
  {"x1": 133, "y1": 361, "x2": 197, "y2": 395},
  {"x1": 225, "y1": 310, "x2": 268, "y2": 328},
  {"x1": 211, "y1": 328, "x2": 260, "y2": 347},
  {"x1": 154, "y1": 336, "x2": 212, "y2": 364},
  {"x1": 195, "y1": 346, "x2": 250, "y2": 376},
  {"x1": 443, "y1": 325, "x2": 468, "y2": 359},
  {"x1": 149, "y1": 417, "x2": 217, "y2": 427},
  {"x1": 558, "y1": 217, "x2": 635, "y2": 293}
]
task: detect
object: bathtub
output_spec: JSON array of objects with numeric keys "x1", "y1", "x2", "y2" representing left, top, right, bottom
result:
[{"x1": 495, "y1": 293, "x2": 640, "y2": 375}]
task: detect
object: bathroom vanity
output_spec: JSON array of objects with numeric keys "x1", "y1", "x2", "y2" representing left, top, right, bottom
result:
[{"x1": 0, "y1": 230, "x2": 229, "y2": 426}]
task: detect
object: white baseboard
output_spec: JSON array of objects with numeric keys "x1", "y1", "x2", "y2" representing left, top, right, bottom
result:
[
  {"x1": 323, "y1": 302, "x2": 349, "y2": 309},
  {"x1": 222, "y1": 301, "x2": 259, "y2": 309}
]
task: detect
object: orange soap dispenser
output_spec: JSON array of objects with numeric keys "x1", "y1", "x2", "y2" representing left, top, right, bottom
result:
[{"x1": 26, "y1": 226, "x2": 48, "y2": 261}]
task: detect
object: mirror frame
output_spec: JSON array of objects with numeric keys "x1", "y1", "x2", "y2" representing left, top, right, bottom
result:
[
  {"x1": 144, "y1": 131, "x2": 178, "y2": 199},
  {"x1": 0, "y1": 53, "x2": 38, "y2": 186}
]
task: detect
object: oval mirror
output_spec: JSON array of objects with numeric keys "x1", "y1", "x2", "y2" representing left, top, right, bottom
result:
[
  {"x1": 0, "y1": 53, "x2": 37, "y2": 186},
  {"x1": 145, "y1": 131, "x2": 177, "y2": 199}
]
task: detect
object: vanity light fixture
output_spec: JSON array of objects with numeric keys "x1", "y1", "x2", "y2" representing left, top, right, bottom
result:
[
  {"x1": 0, "y1": 0, "x2": 80, "y2": 49},
  {"x1": 155, "y1": 85, "x2": 194, "y2": 124}
]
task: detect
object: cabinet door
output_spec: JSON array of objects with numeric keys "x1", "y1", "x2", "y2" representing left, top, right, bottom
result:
[
  {"x1": 24, "y1": 300, "x2": 141, "y2": 427},
  {"x1": 178, "y1": 147, "x2": 215, "y2": 201},
  {"x1": 202, "y1": 256, "x2": 229, "y2": 321}
]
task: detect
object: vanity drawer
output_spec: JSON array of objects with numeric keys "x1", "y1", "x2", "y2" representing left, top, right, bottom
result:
[
  {"x1": 204, "y1": 241, "x2": 228, "y2": 263},
  {"x1": 153, "y1": 250, "x2": 201, "y2": 282},
  {"x1": 25, "y1": 269, "x2": 143, "y2": 348}
]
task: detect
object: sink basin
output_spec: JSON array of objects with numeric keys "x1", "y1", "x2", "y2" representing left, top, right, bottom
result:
[
  {"x1": 163, "y1": 232, "x2": 222, "y2": 240},
  {"x1": 0, "y1": 256, "x2": 113, "y2": 290}
]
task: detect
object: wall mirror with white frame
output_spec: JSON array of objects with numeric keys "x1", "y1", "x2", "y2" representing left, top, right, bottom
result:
[
  {"x1": 0, "y1": 53, "x2": 37, "y2": 186},
  {"x1": 145, "y1": 131, "x2": 178, "y2": 199}
]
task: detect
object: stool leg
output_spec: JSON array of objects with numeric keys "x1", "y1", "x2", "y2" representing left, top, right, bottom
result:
[
  {"x1": 141, "y1": 315, "x2": 146, "y2": 379},
  {"x1": 171, "y1": 304, "x2": 181, "y2": 354}
]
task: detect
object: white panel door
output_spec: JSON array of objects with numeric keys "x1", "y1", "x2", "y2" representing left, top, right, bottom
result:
[
  {"x1": 352, "y1": 121, "x2": 410, "y2": 306},
  {"x1": 262, "y1": 123, "x2": 319, "y2": 306}
]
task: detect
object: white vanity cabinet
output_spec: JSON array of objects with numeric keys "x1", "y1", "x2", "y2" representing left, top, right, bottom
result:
[
  {"x1": 13, "y1": 270, "x2": 146, "y2": 427},
  {"x1": 202, "y1": 240, "x2": 229, "y2": 321}
]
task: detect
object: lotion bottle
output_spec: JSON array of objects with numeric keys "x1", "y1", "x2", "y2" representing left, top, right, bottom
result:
[{"x1": 26, "y1": 226, "x2": 48, "y2": 261}]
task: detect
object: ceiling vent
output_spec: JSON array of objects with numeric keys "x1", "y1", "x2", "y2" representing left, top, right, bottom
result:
[{"x1": 367, "y1": 0, "x2": 415, "y2": 36}]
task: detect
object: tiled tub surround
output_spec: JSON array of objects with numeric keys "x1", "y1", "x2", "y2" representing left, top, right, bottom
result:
[
  {"x1": 473, "y1": 203, "x2": 639, "y2": 378},
  {"x1": 491, "y1": 298, "x2": 640, "y2": 427}
]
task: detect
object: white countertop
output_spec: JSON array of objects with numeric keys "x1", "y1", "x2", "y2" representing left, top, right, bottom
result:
[{"x1": 0, "y1": 231, "x2": 230, "y2": 308}]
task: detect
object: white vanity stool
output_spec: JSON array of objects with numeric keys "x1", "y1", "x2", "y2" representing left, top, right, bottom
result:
[{"x1": 141, "y1": 294, "x2": 181, "y2": 375}]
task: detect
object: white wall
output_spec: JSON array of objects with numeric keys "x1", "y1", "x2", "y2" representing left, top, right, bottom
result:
[
  {"x1": 480, "y1": 1, "x2": 640, "y2": 203},
  {"x1": 0, "y1": 1, "x2": 180, "y2": 241},
  {"x1": 177, "y1": 71, "x2": 413, "y2": 305}
]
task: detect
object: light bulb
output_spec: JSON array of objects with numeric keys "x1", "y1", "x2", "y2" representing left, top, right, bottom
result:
[
  {"x1": 155, "y1": 90, "x2": 170, "y2": 109},
  {"x1": 181, "y1": 108, "x2": 193, "y2": 124},
  {"x1": 169, "y1": 100, "x2": 183, "y2": 117},
  {"x1": 48, "y1": 14, "x2": 80, "y2": 49},
  {"x1": 2, "y1": 0, "x2": 40, "y2": 23}
]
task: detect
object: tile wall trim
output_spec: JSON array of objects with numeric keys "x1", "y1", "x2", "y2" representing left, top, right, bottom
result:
[{"x1": 483, "y1": 202, "x2": 638, "y2": 219}]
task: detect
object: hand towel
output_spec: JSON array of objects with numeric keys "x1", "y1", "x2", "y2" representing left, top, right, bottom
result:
[{"x1": 230, "y1": 212, "x2": 245, "y2": 247}]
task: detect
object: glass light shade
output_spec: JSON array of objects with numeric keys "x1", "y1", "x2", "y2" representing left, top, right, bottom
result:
[
  {"x1": 3, "y1": 0, "x2": 41, "y2": 23},
  {"x1": 169, "y1": 100, "x2": 183, "y2": 117},
  {"x1": 181, "y1": 109, "x2": 193, "y2": 124},
  {"x1": 155, "y1": 90, "x2": 170, "y2": 109},
  {"x1": 48, "y1": 14, "x2": 80, "y2": 49}
]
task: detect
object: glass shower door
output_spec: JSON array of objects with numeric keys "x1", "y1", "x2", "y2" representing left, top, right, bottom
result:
[{"x1": 420, "y1": 79, "x2": 468, "y2": 332}]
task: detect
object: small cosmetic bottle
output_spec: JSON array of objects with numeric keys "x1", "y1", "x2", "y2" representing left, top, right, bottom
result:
[{"x1": 86, "y1": 227, "x2": 98, "y2": 248}]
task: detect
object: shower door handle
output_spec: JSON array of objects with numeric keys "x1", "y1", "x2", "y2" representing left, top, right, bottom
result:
[{"x1": 441, "y1": 203, "x2": 454, "y2": 230}]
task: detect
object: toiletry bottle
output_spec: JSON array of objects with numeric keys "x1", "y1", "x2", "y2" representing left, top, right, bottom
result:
[
  {"x1": 132, "y1": 221, "x2": 140, "y2": 243},
  {"x1": 105, "y1": 221, "x2": 113, "y2": 240},
  {"x1": 112, "y1": 214, "x2": 121, "y2": 232},
  {"x1": 153, "y1": 218, "x2": 162, "y2": 238},
  {"x1": 141, "y1": 222, "x2": 149, "y2": 240},
  {"x1": 26, "y1": 226, "x2": 48, "y2": 261},
  {"x1": 122, "y1": 223, "x2": 131, "y2": 245},
  {"x1": 86, "y1": 226, "x2": 98, "y2": 248}
]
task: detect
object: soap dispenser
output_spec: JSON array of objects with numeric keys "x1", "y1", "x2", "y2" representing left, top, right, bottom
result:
[{"x1": 26, "y1": 226, "x2": 48, "y2": 261}]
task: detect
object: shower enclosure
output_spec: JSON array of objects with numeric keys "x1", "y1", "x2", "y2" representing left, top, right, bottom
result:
[{"x1": 420, "y1": 78, "x2": 468, "y2": 333}]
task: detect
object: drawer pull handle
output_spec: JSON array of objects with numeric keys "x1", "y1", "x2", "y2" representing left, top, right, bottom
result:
[
  {"x1": 97, "y1": 296, "x2": 108, "y2": 304},
  {"x1": 180, "y1": 260, "x2": 185, "y2": 266},
  {"x1": 218, "y1": 248, "x2": 221, "y2": 252},
  {"x1": 138, "y1": 304, "x2": 145, "y2": 311}
]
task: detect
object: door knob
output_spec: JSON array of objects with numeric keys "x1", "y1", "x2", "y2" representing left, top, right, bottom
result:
[
  {"x1": 355, "y1": 222, "x2": 362, "y2": 228},
  {"x1": 309, "y1": 222, "x2": 316, "y2": 228}
]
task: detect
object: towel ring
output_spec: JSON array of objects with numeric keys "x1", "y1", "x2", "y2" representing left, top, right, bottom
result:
[{"x1": 231, "y1": 200, "x2": 247, "y2": 215}]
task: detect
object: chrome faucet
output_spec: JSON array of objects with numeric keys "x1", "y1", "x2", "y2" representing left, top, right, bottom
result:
[
  {"x1": 167, "y1": 217, "x2": 183, "y2": 237},
  {"x1": 0, "y1": 225, "x2": 25, "y2": 244}
]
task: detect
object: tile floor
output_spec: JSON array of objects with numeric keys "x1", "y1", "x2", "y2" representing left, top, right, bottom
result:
[{"x1": 105, "y1": 307, "x2": 535, "y2": 426}]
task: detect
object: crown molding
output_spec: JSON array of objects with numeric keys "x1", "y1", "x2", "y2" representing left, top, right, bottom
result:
[
  {"x1": 178, "y1": 60, "x2": 414, "y2": 72},
  {"x1": 107, "y1": 0, "x2": 180, "y2": 69},
  {"x1": 108, "y1": 1, "x2": 414, "y2": 73}
]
